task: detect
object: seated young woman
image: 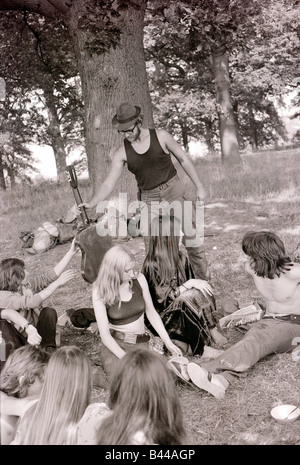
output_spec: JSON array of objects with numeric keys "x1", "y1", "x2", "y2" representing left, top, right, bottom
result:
[
  {"x1": 91, "y1": 244, "x2": 182, "y2": 388},
  {"x1": 11, "y1": 345, "x2": 111, "y2": 445},
  {"x1": 10, "y1": 345, "x2": 185, "y2": 445},
  {"x1": 142, "y1": 214, "x2": 227, "y2": 357}
]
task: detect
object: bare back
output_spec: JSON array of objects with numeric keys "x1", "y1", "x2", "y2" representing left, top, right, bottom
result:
[{"x1": 246, "y1": 262, "x2": 300, "y2": 314}]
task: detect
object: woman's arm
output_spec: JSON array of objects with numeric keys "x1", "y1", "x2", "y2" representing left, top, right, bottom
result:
[
  {"x1": 53, "y1": 238, "x2": 79, "y2": 277},
  {"x1": 138, "y1": 274, "x2": 182, "y2": 356},
  {"x1": 0, "y1": 309, "x2": 41, "y2": 345},
  {"x1": 92, "y1": 288, "x2": 126, "y2": 359},
  {"x1": 38, "y1": 269, "x2": 77, "y2": 302},
  {"x1": 0, "y1": 268, "x2": 76, "y2": 311},
  {"x1": 26, "y1": 239, "x2": 79, "y2": 295}
]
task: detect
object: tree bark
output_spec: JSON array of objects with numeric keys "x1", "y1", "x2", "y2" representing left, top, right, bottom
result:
[
  {"x1": 68, "y1": 2, "x2": 152, "y2": 198},
  {"x1": 248, "y1": 102, "x2": 258, "y2": 152},
  {"x1": 211, "y1": 51, "x2": 241, "y2": 165},
  {"x1": 6, "y1": 165, "x2": 16, "y2": 186},
  {"x1": 204, "y1": 118, "x2": 215, "y2": 155},
  {"x1": 233, "y1": 101, "x2": 243, "y2": 150},
  {"x1": 0, "y1": 154, "x2": 6, "y2": 189},
  {"x1": 44, "y1": 88, "x2": 68, "y2": 183},
  {"x1": 181, "y1": 120, "x2": 189, "y2": 152}
]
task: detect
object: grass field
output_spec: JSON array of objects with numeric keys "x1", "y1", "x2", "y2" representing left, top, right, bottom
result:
[{"x1": 1, "y1": 147, "x2": 300, "y2": 445}]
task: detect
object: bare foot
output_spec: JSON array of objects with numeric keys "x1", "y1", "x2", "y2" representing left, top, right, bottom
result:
[
  {"x1": 210, "y1": 327, "x2": 228, "y2": 346},
  {"x1": 202, "y1": 345, "x2": 224, "y2": 359},
  {"x1": 171, "y1": 339, "x2": 192, "y2": 355}
]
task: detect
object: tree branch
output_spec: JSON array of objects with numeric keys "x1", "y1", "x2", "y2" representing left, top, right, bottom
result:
[{"x1": 0, "y1": 0, "x2": 69, "y2": 19}]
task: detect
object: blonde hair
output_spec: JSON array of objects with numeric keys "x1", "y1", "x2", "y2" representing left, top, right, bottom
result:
[
  {"x1": 18, "y1": 346, "x2": 91, "y2": 445},
  {"x1": 93, "y1": 245, "x2": 135, "y2": 306}
]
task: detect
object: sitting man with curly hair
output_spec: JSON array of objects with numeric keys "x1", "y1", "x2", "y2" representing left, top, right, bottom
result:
[{"x1": 187, "y1": 230, "x2": 300, "y2": 398}]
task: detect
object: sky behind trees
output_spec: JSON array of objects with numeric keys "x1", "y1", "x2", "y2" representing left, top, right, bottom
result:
[{"x1": 0, "y1": 0, "x2": 299, "y2": 186}]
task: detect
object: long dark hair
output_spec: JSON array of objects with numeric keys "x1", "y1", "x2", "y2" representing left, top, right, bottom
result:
[
  {"x1": 242, "y1": 230, "x2": 292, "y2": 279},
  {"x1": 0, "y1": 258, "x2": 25, "y2": 292},
  {"x1": 142, "y1": 214, "x2": 184, "y2": 285},
  {"x1": 96, "y1": 347, "x2": 185, "y2": 445}
]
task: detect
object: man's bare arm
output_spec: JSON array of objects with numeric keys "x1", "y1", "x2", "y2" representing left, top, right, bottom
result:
[
  {"x1": 81, "y1": 147, "x2": 126, "y2": 209},
  {"x1": 157, "y1": 129, "x2": 206, "y2": 201}
]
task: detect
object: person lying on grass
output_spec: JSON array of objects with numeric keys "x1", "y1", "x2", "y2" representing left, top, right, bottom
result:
[
  {"x1": 0, "y1": 238, "x2": 78, "y2": 365},
  {"x1": 186, "y1": 230, "x2": 300, "y2": 398}
]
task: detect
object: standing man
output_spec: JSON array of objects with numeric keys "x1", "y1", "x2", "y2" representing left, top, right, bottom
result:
[{"x1": 81, "y1": 102, "x2": 209, "y2": 280}]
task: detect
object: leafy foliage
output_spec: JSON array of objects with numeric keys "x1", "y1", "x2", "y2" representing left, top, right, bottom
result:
[
  {"x1": 0, "y1": 11, "x2": 84, "y2": 185},
  {"x1": 0, "y1": 0, "x2": 299, "y2": 186},
  {"x1": 145, "y1": 0, "x2": 300, "y2": 151}
]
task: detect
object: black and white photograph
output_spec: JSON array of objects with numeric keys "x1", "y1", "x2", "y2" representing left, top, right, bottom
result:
[{"x1": 0, "y1": 0, "x2": 299, "y2": 449}]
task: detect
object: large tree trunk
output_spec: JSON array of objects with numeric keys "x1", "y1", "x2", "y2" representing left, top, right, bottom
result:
[
  {"x1": 211, "y1": 51, "x2": 241, "y2": 165},
  {"x1": 44, "y1": 88, "x2": 68, "y2": 182},
  {"x1": 67, "y1": 2, "x2": 152, "y2": 199},
  {"x1": 233, "y1": 101, "x2": 243, "y2": 150}
]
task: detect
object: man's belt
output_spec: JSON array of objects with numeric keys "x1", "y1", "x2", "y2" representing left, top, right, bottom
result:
[
  {"x1": 263, "y1": 314, "x2": 300, "y2": 324},
  {"x1": 140, "y1": 174, "x2": 179, "y2": 193},
  {"x1": 110, "y1": 329, "x2": 150, "y2": 344}
]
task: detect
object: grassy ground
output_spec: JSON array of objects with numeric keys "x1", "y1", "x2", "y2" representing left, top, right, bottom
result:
[{"x1": 1, "y1": 147, "x2": 300, "y2": 445}]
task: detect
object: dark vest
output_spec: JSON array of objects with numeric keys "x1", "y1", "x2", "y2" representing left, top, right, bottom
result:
[
  {"x1": 124, "y1": 129, "x2": 177, "y2": 190},
  {"x1": 106, "y1": 278, "x2": 145, "y2": 326}
]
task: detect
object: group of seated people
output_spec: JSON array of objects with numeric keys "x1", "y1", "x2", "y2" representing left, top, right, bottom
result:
[
  {"x1": 1, "y1": 213, "x2": 300, "y2": 444},
  {"x1": 1, "y1": 345, "x2": 184, "y2": 445}
]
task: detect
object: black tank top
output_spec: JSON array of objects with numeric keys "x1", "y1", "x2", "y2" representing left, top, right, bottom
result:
[
  {"x1": 124, "y1": 129, "x2": 177, "y2": 190},
  {"x1": 106, "y1": 278, "x2": 145, "y2": 326}
]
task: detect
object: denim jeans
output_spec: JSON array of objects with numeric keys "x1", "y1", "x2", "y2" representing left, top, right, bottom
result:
[
  {"x1": 201, "y1": 319, "x2": 300, "y2": 383},
  {"x1": 139, "y1": 175, "x2": 209, "y2": 280}
]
